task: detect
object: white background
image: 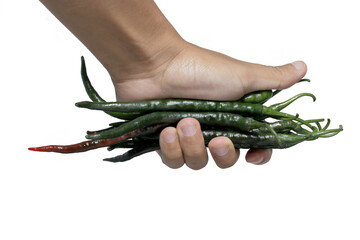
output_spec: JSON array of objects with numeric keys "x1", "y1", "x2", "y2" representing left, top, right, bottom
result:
[{"x1": 1, "y1": 0, "x2": 359, "y2": 239}]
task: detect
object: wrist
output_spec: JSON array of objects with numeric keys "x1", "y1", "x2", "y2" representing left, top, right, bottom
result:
[
  {"x1": 92, "y1": 0, "x2": 187, "y2": 82},
  {"x1": 106, "y1": 27, "x2": 187, "y2": 82},
  {"x1": 40, "y1": 0, "x2": 186, "y2": 82}
]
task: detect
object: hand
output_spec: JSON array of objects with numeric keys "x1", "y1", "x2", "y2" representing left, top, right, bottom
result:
[
  {"x1": 111, "y1": 42, "x2": 307, "y2": 169},
  {"x1": 40, "y1": 0, "x2": 307, "y2": 169}
]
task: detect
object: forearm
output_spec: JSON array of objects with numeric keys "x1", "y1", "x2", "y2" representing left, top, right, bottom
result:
[{"x1": 39, "y1": 0, "x2": 184, "y2": 76}]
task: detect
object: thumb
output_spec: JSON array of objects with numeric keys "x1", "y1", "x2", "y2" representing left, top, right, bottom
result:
[{"x1": 241, "y1": 60, "x2": 307, "y2": 94}]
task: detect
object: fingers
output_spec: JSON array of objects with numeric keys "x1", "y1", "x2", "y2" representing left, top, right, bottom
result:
[
  {"x1": 241, "y1": 60, "x2": 307, "y2": 94},
  {"x1": 159, "y1": 118, "x2": 208, "y2": 170},
  {"x1": 158, "y1": 118, "x2": 272, "y2": 169},
  {"x1": 245, "y1": 149, "x2": 273, "y2": 165},
  {"x1": 176, "y1": 118, "x2": 208, "y2": 170},
  {"x1": 158, "y1": 127, "x2": 184, "y2": 169},
  {"x1": 208, "y1": 137, "x2": 240, "y2": 168}
]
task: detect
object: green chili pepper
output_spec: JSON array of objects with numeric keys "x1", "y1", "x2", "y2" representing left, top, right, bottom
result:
[
  {"x1": 239, "y1": 90, "x2": 273, "y2": 104},
  {"x1": 81, "y1": 56, "x2": 142, "y2": 120},
  {"x1": 75, "y1": 98, "x2": 314, "y2": 130}
]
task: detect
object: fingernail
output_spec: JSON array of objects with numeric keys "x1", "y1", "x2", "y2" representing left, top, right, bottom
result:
[
  {"x1": 291, "y1": 61, "x2": 304, "y2": 71},
  {"x1": 212, "y1": 146, "x2": 229, "y2": 157},
  {"x1": 163, "y1": 132, "x2": 177, "y2": 143},
  {"x1": 180, "y1": 124, "x2": 197, "y2": 137}
]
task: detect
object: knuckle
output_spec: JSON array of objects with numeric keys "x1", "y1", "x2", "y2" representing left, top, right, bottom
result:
[
  {"x1": 178, "y1": 130, "x2": 204, "y2": 148},
  {"x1": 161, "y1": 146, "x2": 182, "y2": 161},
  {"x1": 159, "y1": 138, "x2": 184, "y2": 164},
  {"x1": 269, "y1": 66, "x2": 287, "y2": 89},
  {"x1": 184, "y1": 148, "x2": 206, "y2": 159},
  {"x1": 180, "y1": 135, "x2": 201, "y2": 146}
]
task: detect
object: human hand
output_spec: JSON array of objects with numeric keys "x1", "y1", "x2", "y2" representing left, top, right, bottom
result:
[{"x1": 111, "y1": 42, "x2": 307, "y2": 169}]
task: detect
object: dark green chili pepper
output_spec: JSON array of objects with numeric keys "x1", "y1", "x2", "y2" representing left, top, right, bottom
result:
[
  {"x1": 104, "y1": 141, "x2": 160, "y2": 162},
  {"x1": 81, "y1": 56, "x2": 106, "y2": 102},
  {"x1": 87, "y1": 121, "x2": 129, "y2": 135},
  {"x1": 81, "y1": 56, "x2": 142, "y2": 120},
  {"x1": 238, "y1": 79, "x2": 311, "y2": 104},
  {"x1": 108, "y1": 138, "x2": 157, "y2": 150},
  {"x1": 201, "y1": 126, "x2": 343, "y2": 147},
  {"x1": 75, "y1": 93, "x2": 315, "y2": 115},
  {"x1": 108, "y1": 121, "x2": 128, "y2": 127},
  {"x1": 239, "y1": 90, "x2": 273, "y2": 104},
  {"x1": 198, "y1": 119, "x2": 313, "y2": 135},
  {"x1": 86, "y1": 125, "x2": 117, "y2": 135},
  {"x1": 108, "y1": 137, "x2": 159, "y2": 151}
]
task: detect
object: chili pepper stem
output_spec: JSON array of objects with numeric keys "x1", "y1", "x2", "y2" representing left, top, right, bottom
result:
[
  {"x1": 262, "y1": 107, "x2": 316, "y2": 131},
  {"x1": 264, "y1": 124, "x2": 282, "y2": 147},
  {"x1": 269, "y1": 93, "x2": 316, "y2": 112},
  {"x1": 307, "y1": 125, "x2": 343, "y2": 140}
]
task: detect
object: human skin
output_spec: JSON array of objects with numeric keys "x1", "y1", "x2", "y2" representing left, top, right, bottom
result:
[{"x1": 39, "y1": 0, "x2": 307, "y2": 169}]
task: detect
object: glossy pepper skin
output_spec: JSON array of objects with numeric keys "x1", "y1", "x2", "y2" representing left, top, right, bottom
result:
[
  {"x1": 28, "y1": 135, "x2": 134, "y2": 153},
  {"x1": 28, "y1": 123, "x2": 169, "y2": 153},
  {"x1": 84, "y1": 111, "x2": 278, "y2": 141},
  {"x1": 238, "y1": 90, "x2": 273, "y2": 104}
]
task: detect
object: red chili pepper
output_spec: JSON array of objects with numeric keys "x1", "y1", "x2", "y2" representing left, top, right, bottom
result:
[
  {"x1": 28, "y1": 131, "x2": 135, "y2": 153},
  {"x1": 28, "y1": 123, "x2": 168, "y2": 153}
]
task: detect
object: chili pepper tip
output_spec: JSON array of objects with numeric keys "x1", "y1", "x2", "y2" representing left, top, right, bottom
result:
[
  {"x1": 28, "y1": 147, "x2": 40, "y2": 151},
  {"x1": 28, "y1": 146, "x2": 50, "y2": 152}
]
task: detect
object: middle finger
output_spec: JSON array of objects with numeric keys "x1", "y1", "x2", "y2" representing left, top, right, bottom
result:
[{"x1": 177, "y1": 118, "x2": 208, "y2": 170}]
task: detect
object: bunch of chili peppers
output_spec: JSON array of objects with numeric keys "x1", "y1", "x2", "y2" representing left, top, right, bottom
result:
[{"x1": 29, "y1": 57, "x2": 343, "y2": 162}]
